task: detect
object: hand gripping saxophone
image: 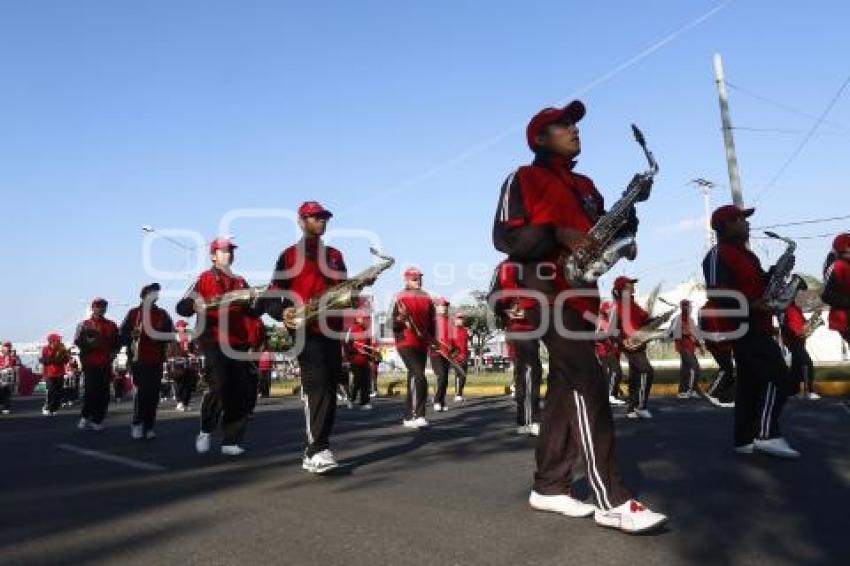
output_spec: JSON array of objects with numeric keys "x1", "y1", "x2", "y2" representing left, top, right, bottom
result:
[
  {"x1": 562, "y1": 124, "x2": 658, "y2": 285},
  {"x1": 762, "y1": 231, "x2": 804, "y2": 311}
]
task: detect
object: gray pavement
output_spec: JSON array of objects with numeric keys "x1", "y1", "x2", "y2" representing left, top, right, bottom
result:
[{"x1": 1, "y1": 392, "x2": 849, "y2": 566}]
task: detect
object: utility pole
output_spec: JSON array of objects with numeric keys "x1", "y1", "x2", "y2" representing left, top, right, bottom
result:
[
  {"x1": 690, "y1": 178, "x2": 717, "y2": 251},
  {"x1": 713, "y1": 54, "x2": 744, "y2": 207}
]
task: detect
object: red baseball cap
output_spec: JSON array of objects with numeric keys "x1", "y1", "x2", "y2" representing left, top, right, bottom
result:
[
  {"x1": 710, "y1": 205, "x2": 755, "y2": 231},
  {"x1": 209, "y1": 237, "x2": 237, "y2": 253},
  {"x1": 833, "y1": 232, "x2": 850, "y2": 253},
  {"x1": 403, "y1": 267, "x2": 423, "y2": 279},
  {"x1": 612, "y1": 276, "x2": 638, "y2": 290},
  {"x1": 298, "y1": 201, "x2": 333, "y2": 219},
  {"x1": 434, "y1": 297, "x2": 449, "y2": 306},
  {"x1": 175, "y1": 320, "x2": 189, "y2": 328},
  {"x1": 526, "y1": 100, "x2": 586, "y2": 150},
  {"x1": 2, "y1": 341, "x2": 10, "y2": 347},
  {"x1": 46, "y1": 333, "x2": 61, "y2": 342}
]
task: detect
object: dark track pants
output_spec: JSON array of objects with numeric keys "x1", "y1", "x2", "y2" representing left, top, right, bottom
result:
[
  {"x1": 131, "y1": 362, "x2": 162, "y2": 431},
  {"x1": 732, "y1": 329, "x2": 794, "y2": 447},
  {"x1": 678, "y1": 350, "x2": 701, "y2": 393},
  {"x1": 706, "y1": 348, "x2": 735, "y2": 398},
  {"x1": 174, "y1": 370, "x2": 197, "y2": 406},
  {"x1": 600, "y1": 352, "x2": 624, "y2": 398},
  {"x1": 624, "y1": 350, "x2": 654, "y2": 412},
  {"x1": 200, "y1": 344, "x2": 252, "y2": 446},
  {"x1": 297, "y1": 335, "x2": 343, "y2": 457},
  {"x1": 45, "y1": 378, "x2": 63, "y2": 412},
  {"x1": 430, "y1": 354, "x2": 449, "y2": 406},
  {"x1": 399, "y1": 347, "x2": 428, "y2": 419},
  {"x1": 510, "y1": 338, "x2": 542, "y2": 426},
  {"x1": 532, "y1": 306, "x2": 630, "y2": 510},
  {"x1": 787, "y1": 339, "x2": 814, "y2": 395},
  {"x1": 81, "y1": 364, "x2": 111, "y2": 424},
  {"x1": 454, "y1": 360, "x2": 468, "y2": 397},
  {"x1": 349, "y1": 363, "x2": 371, "y2": 406}
]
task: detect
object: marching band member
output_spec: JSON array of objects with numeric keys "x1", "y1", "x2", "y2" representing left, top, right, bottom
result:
[
  {"x1": 0, "y1": 341, "x2": 20, "y2": 414},
  {"x1": 492, "y1": 259, "x2": 543, "y2": 434},
  {"x1": 451, "y1": 313, "x2": 470, "y2": 402},
  {"x1": 169, "y1": 320, "x2": 198, "y2": 411},
  {"x1": 176, "y1": 237, "x2": 260, "y2": 456},
  {"x1": 822, "y1": 233, "x2": 850, "y2": 347},
  {"x1": 672, "y1": 299, "x2": 703, "y2": 399},
  {"x1": 391, "y1": 267, "x2": 435, "y2": 429},
  {"x1": 611, "y1": 277, "x2": 655, "y2": 419},
  {"x1": 493, "y1": 102, "x2": 666, "y2": 533},
  {"x1": 120, "y1": 283, "x2": 175, "y2": 440},
  {"x1": 703, "y1": 205, "x2": 799, "y2": 458},
  {"x1": 263, "y1": 201, "x2": 349, "y2": 473},
  {"x1": 780, "y1": 283, "x2": 819, "y2": 400},
  {"x1": 430, "y1": 297, "x2": 452, "y2": 412},
  {"x1": 346, "y1": 310, "x2": 374, "y2": 410},
  {"x1": 257, "y1": 346, "x2": 274, "y2": 400},
  {"x1": 40, "y1": 333, "x2": 70, "y2": 415},
  {"x1": 245, "y1": 316, "x2": 266, "y2": 417},
  {"x1": 596, "y1": 301, "x2": 625, "y2": 407},
  {"x1": 63, "y1": 356, "x2": 81, "y2": 406},
  {"x1": 74, "y1": 298, "x2": 120, "y2": 430}
]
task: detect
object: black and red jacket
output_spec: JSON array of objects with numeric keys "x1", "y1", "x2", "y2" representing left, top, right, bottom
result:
[
  {"x1": 702, "y1": 240, "x2": 772, "y2": 334},
  {"x1": 822, "y1": 257, "x2": 850, "y2": 332},
  {"x1": 595, "y1": 301, "x2": 619, "y2": 357},
  {"x1": 492, "y1": 154, "x2": 638, "y2": 319},
  {"x1": 780, "y1": 302, "x2": 807, "y2": 345},
  {"x1": 120, "y1": 304, "x2": 174, "y2": 366},
  {"x1": 698, "y1": 304, "x2": 734, "y2": 354},
  {"x1": 672, "y1": 312, "x2": 698, "y2": 354},
  {"x1": 40, "y1": 344, "x2": 70, "y2": 379},
  {"x1": 267, "y1": 237, "x2": 347, "y2": 334},
  {"x1": 491, "y1": 259, "x2": 537, "y2": 332},
  {"x1": 74, "y1": 316, "x2": 120, "y2": 367},
  {"x1": 176, "y1": 267, "x2": 259, "y2": 348},
  {"x1": 345, "y1": 321, "x2": 373, "y2": 367},
  {"x1": 451, "y1": 324, "x2": 470, "y2": 364},
  {"x1": 391, "y1": 289, "x2": 435, "y2": 350},
  {"x1": 432, "y1": 312, "x2": 453, "y2": 357},
  {"x1": 611, "y1": 296, "x2": 650, "y2": 344}
]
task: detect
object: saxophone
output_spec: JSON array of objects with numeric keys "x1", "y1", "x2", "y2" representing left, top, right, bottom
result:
[
  {"x1": 622, "y1": 307, "x2": 678, "y2": 353},
  {"x1": 803, "y1": 307, "x2": 824, "y2": 339},
  {"x1": 562, "y1": 124, "x2": 658, "y2": 285},
  {"x1": 286, "y1": 247, "x2": 395, "y2": 330},
  {"x1": 762, "y1": 231, "x2": 803, "y2": 311}
]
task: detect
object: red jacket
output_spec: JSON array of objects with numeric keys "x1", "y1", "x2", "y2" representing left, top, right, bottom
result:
[
  {"x1": 258, "y1": 351, "x2": 273, "y2": 371},
  {"x1": 392, "y1": 290, "x2": 435, "y2": 350},
  {"x1": 493, "y1": 155, "x2": 607, "y2": 319},
  {"x1": 269, "y1": 237, "x2": 347, "y2": 334},
  {"x1": 698, "y1": 304, "x2": 733, "y2": 354},
  {"x1": 120, "y1": 304, "x2": 174, "y2": 366},
  {"x1": 346, "y1": 321, "x2": 373, "y2": 367},
  {"x1": 0, "y1": 353, "x2": 20, "y2": 369},
  {"x1": 595, "y1": 301, "x2": 619, "y2": 357},
  {"x1": 74, "y1": 316, "x2": 120, "y2": 367},
  {"x1": 492, "y1": 259, "x2": 537, "y2": 331},
  {"x1": 673, "y1": 313, "x2": 698, "y2": 354},
  {"x1": 40, "y1": 343, "x2": 70, "y2": 379},
  {"x1": 824, "y1": 257, "x2": 850, "y2": 332},
  {"x1": 176, "y1": 268, "x2": 259, "y2": 347},
  {"x1": 433, "y1": 313, "x2": 453, "y2": 357},
  {"x1": 781, "y1": 302, "x2": 807, "y2": 344},
  {"x1": 612, "y1": 297, "x2": 650, "y2": 339},
  {"x1": 451, "y1": 324, "x2": 470, "y2": 363},
  {"x1": 702, "y1": 241, "x2": 772, "y2": 333}
]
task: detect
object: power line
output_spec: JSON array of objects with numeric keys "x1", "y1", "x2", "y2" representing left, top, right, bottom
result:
[
  {"x1": 726, "y1": 81, "x2": 849, "y2": 131},
  {"x1": 752, "y1": 232, "x2": 838, "y2": 240},
  {"x1": 754, "y1": 213, "x2": 850, "y2": 230},
  {"x1": 730, "y1": 126, "x2": 849, "y2": 136},
  {"x1": 753, "y1": 74, "x2": 850, "y2": 203}
]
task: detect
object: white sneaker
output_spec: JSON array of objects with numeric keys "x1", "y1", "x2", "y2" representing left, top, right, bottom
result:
[
  {"x1": 626, "y1": 411, "x2": 639, "y2": 419},
  {"x1": 454, "y1": 395, "x2": 464, "y2": 402},
  {"x1": 370, "y1": 390, "x2": 378, "y2": 398},
  {"x1": 529, "y1": 422, "x2": 540, "y2": 437},
  {"x1": 754, "y1": 437, "x2": 800, "y2": 459},
  {"x1": 609, "y1": 396, "x2": 626, "y2": 406},
  {"x1": 529, "y1": 491, "x2": 595, "y2": 518},
  {"x1": 413, "y1": 417, "x2": 429, "y2": 428},
  {"x1": 735, "y1": 443, "x2": 754, "y2": 454},
  {"x1": 195, "y1": 432, "x2": 211, "y2": 454},
  {"x1": 175, "y1": 402, "x2": 185, "y2": 411},
  {"x1": 807, "y1": 392, "x2": 821, "y2": 400},
  {"x1": 145, "y1": 430, "x2": 157, "y2": 440},
  {"x1": 677, "y1": 392, "x2": 690, "y2": 399},
  {"x1": 402, "y1": 419, "x2": 419, "y2": 429},
  {"x1": 346, "y1": 400, "x2": 354, "y2": 409},
  {"x1": 42, "y1": 407, "x2": 50, "y2": 416},
  {"x1": 221, "y1": 444, "x2": 245, "y2": 456},
  {"x1": 517, "y1": 425, "x2": 532, "y2": 435},
  {"x1": 594, "y1": 500, "x2": 667, "y2": 534},
  {"x1": 88, "y1": 421, "x2": 104, "y2": 431},
  {"x1": 636, "y1": 409, "x2": 653, "y2": 419},
  {"x1": 130, "y1": 424, "x2": 144, "y2": 440},
  {"x1": 1, "y1": 409, "x2": 9, "y2": 415},
  {"x1": 302, "y1": 449, "x2": 338, "y2": 474},
  {"x1": 77, "y1": 417, "x2": 89, "y2": 430},
  {"x1": 433, "y1": 403, "x2": 442, "y2": 412},
  {"x1": 360, "y1": 403, "x2": 373, "y2": 411}
]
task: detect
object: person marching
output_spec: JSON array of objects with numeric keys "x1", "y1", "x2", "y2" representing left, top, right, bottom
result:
[
  {"x1": 40, "y1": 333, "x2": 71, "y2": 415},
  {"x1": 168, "y1": 320, "x2": 198, "y2": 411},
  {"x1": 822, "y1": 233, "x2": 850, "y2": 347},
  {"x1": 257, "y1": 346, "x2": 274, "y2": 400},
  {"x1": 263, "y1": 201, "x2": 349, "y2": 473},
  {"x1": 596, "y1": 300, "x2": 625, "y2": 407},
  {"x1": 391, "y1": 267, "x2": 435, "y2": 429},
  {"x1": 493, "y1": 101, "x2": 666, "y2": 533},
  {"x1": 610, "y1": 277, "x2": 655, "y2": 419},
  {"x1": 430, "y1": 297, "x2": 452, "y2": 412},
  {"x1": 703, "y1": 205, "x2": 799, "y2": 458},
  {"x1": 121, "y1": 283, "x2": 175, "y2": 440},
  {"x1": 780, "y1": 283, "x2": 820, "y2": 400},
  {"x1": 244, "y1": 316, "x2": 266, "y2": 417},
  {"x1": 491, "y1": 258, "x2": 543, "y2": 434},
  {"x1": 451, "y1": 313, "x2": 470, "y2": 402},
  {"x1": 63, "y1": 356, "x2": 81, "y2": 407},
  {"x1": 672, "y1": 299, "x2": 703, "y2": 399},
  {"x1": 0, "y1": 341, "x2": 21, "y2": 415},
  {"x1": 698, "y1": 302, "x2": 736, "y2": 408},
  {"x1": 346, "y1": 310, "x2": 374, "y2": 410},
  {"x1": 74, "y1": 298, "x2": 120, "y2": 430},
  {"x1": 176, "y1": 237, "x2": 261, "y2": 456}
]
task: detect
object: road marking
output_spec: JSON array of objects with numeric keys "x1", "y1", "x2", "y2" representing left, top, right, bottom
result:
[
  {"x1": 56, "y1": 444, "x2": 167, "y2": 472},
  {"x1": 840, "y1": 402, "x2": 850, "y2": 417}
]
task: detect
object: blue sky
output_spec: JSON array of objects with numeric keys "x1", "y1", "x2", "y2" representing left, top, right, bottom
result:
[{"x1": 2, "y1": 0, "x2": 849, "y2": 341}]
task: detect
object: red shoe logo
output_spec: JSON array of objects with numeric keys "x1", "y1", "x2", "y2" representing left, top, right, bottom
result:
[{"x1": 630, "y1": 500, "x2": 645, "y2": 513}]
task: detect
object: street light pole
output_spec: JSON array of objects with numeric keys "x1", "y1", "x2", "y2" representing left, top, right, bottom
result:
[
  {"x1": 690, "y1": 178, "x2": 717, "y2": 252},
  {"x1": 141, "y1": 225, "x2": 197, "y2": 278}
]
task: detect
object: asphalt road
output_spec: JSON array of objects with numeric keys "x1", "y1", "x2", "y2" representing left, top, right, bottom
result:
[{"x1": 1, "y1": 392, "x2": 848, "y2": 566}]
